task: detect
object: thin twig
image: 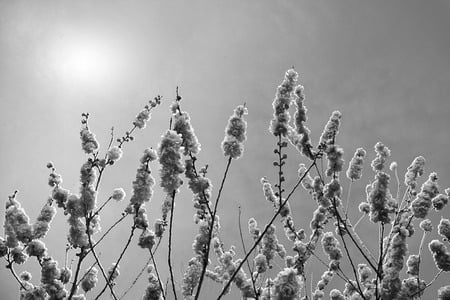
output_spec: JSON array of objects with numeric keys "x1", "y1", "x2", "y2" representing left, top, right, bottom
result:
[
  {"x1": 238, "y1": 206, "x2": 258, "y2": 298},
  {"x1": 217, "y1": 159, "x2": 317, "y2": 299},
  {"x1": 67, "y1": 248, "x2": 86, "y2": 300},
  {"x1": 195, "y1": 156, "x2": 233, "y2": 300},
  {"x1": 95, "y1": 223, "x2": 137, "y2": 300},
  {"x1": 5, "y1": 255, "x2": 26, "y2": 290},
  {"x1": 167, "y1": 190, "x2": 178, "y2": 300}
]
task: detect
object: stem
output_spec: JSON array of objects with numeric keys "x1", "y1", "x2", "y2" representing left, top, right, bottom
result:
[
  {"x1": 375, "y1": 223, "x2": 385, "y2": 299},
  {"x1": 410, "y1": 270, "x2": 443, "y2": 298},
  {"x1": 333, "y1": 197, "x2": 366, "y2": 300},
  {"x1": 92, "y1": 196, "x2": 113, "y2": 217},
  {"x1": 150, "y1": 248, "x2": 166, "y2": 300},
  {"x1": 238, "y1": 206, "x2": 258, "y2": 298},
  {"x1": 86, "y1": 216, "x2": 118, "y2": 300},
  {"x1": 416, "y1": 231, "x2": 427, "y2": 300},
  {"x1": 67, "y1": 248, "x2": 85, "y2": 300},
  {"x1": 195, "y1": 156, "x2": 233, "y2": 300},
  {"x1": 217, "y1": 159, "x2": 316, "y2": 299},
  {"x1": 5, "y1": 255, "x2": 26, "y2": 290},
  {"x1": 95, "y1": 223, "x2": 137, "y2": 300},
  {"x1": 345, "y1": 180, "x2": 352, "y2": 218},
  {"x1": 167, "y1": 190, "x2": 178, "y2": 300},
  {"x1": 119, "y1": 238, "x2": 162, "y2": 300}
]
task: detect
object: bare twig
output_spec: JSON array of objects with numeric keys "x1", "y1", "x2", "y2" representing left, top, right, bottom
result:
[{"x1": 167, "y1": 190, "x2": 178, "y2": 300}]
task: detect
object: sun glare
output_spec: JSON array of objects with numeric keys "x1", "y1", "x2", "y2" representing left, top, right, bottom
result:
[{"x1": 52, "y1": 36, "x2": 119, "y2": 86}]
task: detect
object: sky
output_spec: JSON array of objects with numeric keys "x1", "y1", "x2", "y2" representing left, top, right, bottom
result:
[{"x1": 1, "y1": 0, "x2": 450, "y2": 299}]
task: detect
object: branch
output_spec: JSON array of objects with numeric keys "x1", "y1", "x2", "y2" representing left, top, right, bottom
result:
[
  {"x1": 195, "y1": 155, "x2": 233, "y2": 300},
  {"x1": 217, "y1": 159, "x2": 317, "y2": 299},
  {"x1": 167, "y1": 190, "x2": 178, "y2": 300}
]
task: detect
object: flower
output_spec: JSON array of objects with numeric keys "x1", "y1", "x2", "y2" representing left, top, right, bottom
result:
[
  {"x1": 406, "y1": 254, "x2": 420, "y2": 276},
  {"x1": 322, "y1": 232, "x2": 342, "y2": 261},
  {"x1": 329, "y1": 289, "x2": 345, "y2": 300},
  {"x1": 52, "y1": 187, "x2": 69, "y2": 208},
  {"x1": 130, "y1": 150, "x2": 156, "y2": 207},
  {"x1": 181, "y1": 256, "x2": 202, "y2": 298},
  {"x1": 173, "y1": 111, "x2": 201, "y2": 155},
  {"x1": 270, "y1": 69, "x2": 298, "y2": 137},
  {"x1": 411, "y1": 172, "x2": 440, "y2": 219},
  {"x1": 222, "y1": 104, "x2": 248, "y2": 159},
  {"x1": 272, "y1": 268, "x2": 303, "y2": 300},
  {"x1": 346, "y1": 148, "x2": 366, "y2": 181},
  {"x1": 107, "y1": 263, "x2": 120, "y2": 283},
  {"x1": 254, "y1": 253, "x2": 268, "y2": 273},
  {"x1": 143, "y1": 269, "x2": 163, "y2": 300},
  {"x1": 371, "y1": 142, "x2": 391, "y2": 172},
  {"x1": 81, "y1": 267, "x2": 98, "y2": 292},
  {"x1": 404, "y1": 156, "x2": 426, "y2": 194},
  {"x1": 367, "y1": 171, "x2": 394, "y2": 223},
  {"x1": 438, "y1": 285, "x2": 450, "y2": 300},
  {"x1": 325, "y1": 145, "x2": 345, "y2": 177},
  {"x1": 319, "y1": 111, "x2": 342, "y2": 147},
  {"x1": 26, "y1": 239, "x2": 47, "y2": 258},
  {"x1": 158, "y1": 130, "x2": 184, "y2": 193},
  {"x1": 429, "y1": 240, "x2": 450, "y2": 271},
  {"x1": 419, "y1": 219, "x2": 433, "y2": 232},
  {"x1": 438, "y1": 218, "x2": 450, "y2": 240},
  {"x1": 60, "y1": 267, "x2": 72, "y2": 284},
  {"x1": 107, "y1": 146, "x2": 123, "y2": 162},
  {"x1": 432, "y1": 192, "x2": 449, "y2": 211},
  {"x1": 33, "y1": 199, "x2": 56, "y2": 239},
  {"x1": 112, "y1": 188, "x2": 126, "y2": 201},
  {"x1": 138, "y1": 228, "x2": 156, "y2": 251},
  {"x1": 80, "y1": 127, "x2": 99, "y2": 154},
  {"x1": 133, "y1": 108, "x2": 151, "y2": 129}
]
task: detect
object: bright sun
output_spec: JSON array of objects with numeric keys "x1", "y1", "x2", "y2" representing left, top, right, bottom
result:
[{"x1": 53, "y1": 36, "x2": 118, "y2": 85}]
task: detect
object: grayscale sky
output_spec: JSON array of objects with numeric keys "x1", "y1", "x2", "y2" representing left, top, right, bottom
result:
[{"x1": 1, "y1": 1, "x2": 449, "y2": 299}]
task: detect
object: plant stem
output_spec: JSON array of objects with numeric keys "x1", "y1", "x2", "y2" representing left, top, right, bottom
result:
[
  {"x1": 194, "y1": 156, "x2": 233, "y2": 300},
  {"x1": 217, "y1": 159, "x2": 316, "y2": 299},
  {"x1": 168, "y1": 190, "x2": 178, "y2": 300}
]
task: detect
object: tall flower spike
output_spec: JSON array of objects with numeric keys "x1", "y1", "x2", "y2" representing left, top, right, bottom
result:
[
  {"x1": 222, "y1": 104, "x2": 248, "y2": 159},
  {"x1": 404, "y1": 156, "x2": 426, "y2": 194},
  {"x1": 270, "y1": 69, "x2": 298, "y2": 137},
  {"x1": 158, "y1": 130, "x2": 184, "y2": 193},
  {"x1": 319, "y1": 111, "x2": 342, "y2": 147},
  {"x1": 411, "y1": 172, "x2": 439, "y2": 219},
  {"x1": 80, "y1": 126, "x2": 99, "y2": 154},
  {"x1": 173, "y1": 110, "x2": 201, "y2": 156},
  {"x1": 129, "y1": 148, "x2": 157, "y2": 208},
  {"x1": 346, "y1": 148, "x2": 366, "y2": 181}
]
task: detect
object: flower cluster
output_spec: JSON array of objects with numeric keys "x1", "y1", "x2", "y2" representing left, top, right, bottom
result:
[
  {"x1": 80, "y1": 127, "x2": 99, "y2": 154},
  {"x1": 319, "y1": 111, "x2": 342, "y2": 147},
  {"x1": 272, "y1": 267, "x2": 303, "y2": 299},
  {"x1": 81, "y1": 267, "x2": 98, "y2": 293},
  {"x1": 270, "y1": 69, "x2": 298, "y2": 137},
  {"x1": 429, "y1": 240, "x2": 450, "y2": 272},
  {"x1": 367, "y1": 170, "x2": 395, "y2": 223},
  {"x1": 438, "y1": 218, "x2": 450, "y2": 240},
  {"x1": 404, "y1": 156, "x2": 426, "y2": 195},
  {"x1": 129, "y1": 148, "x2": 157, "y2": 209},
  {"x1": 106, "y1": 145, "x2": 123, "y2": 162},
  {"x1": 371, "y1": 142, "x2": 391, "y2": 172},
  {"x1": 221, "y1": 104, "x2": 248, "y2": 159},
  {"x1": 346, "y1": 148, "x2": 366, "y2": 181},
  {"x1": 411, "y1": 172, "x2": 440, "y2": 218},
  {"x1": 158, "y1": 130, "x2": 185, "y2": 193},
  {"x1": 381, "y1": 228, "x2": 408, "y2": 299},
  {"x1": 173, "y1": 110, "x2": 201, "y2": 156}
]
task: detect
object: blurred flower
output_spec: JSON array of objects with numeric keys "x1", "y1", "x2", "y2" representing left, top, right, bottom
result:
[
  {"x1": 272, "y1": 268, "x2": 303, "y2": 300},
  {"x1": 429, "y1": 240, "x2": 450, "y2": 271},
  {"x1": 133, "y1": 109, "x2": 151, "y2": 129},
  {"x1": 112, "y1": 188, "x2": 126, "y2": 201},
  {"x1": 432, "y1": 192, "x2": 449, "y2": 211},
  {"x1": 81, "y1": 267, "x2": 98, "y2": 293},
  {"x1": 107, "y1": 146, "x2": 123, "y2": 162},
  {"x1": 26, "y1": 239, "x2": 47, "y2": 258},
  {"x1": 438, "y1": 218, "x2": 450, "y2": 240},
  {"x1": 419, "y1": 219, "x2": 433, "y2": 232}
]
